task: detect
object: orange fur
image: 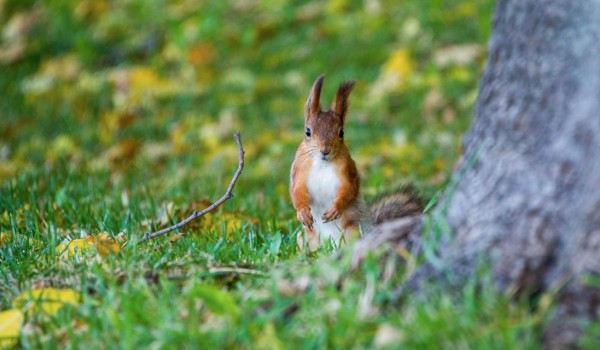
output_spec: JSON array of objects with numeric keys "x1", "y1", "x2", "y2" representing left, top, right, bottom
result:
[
  {"x1": 290, "y1": 143, "x2": 314, "y2": 225},
  {"x1": 332, "y1": 153, "x2": 360, "y2": 214}
]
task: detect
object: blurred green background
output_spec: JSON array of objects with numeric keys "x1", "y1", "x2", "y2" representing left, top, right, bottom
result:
[{"x1": 0, "y1": 0, "x2": 491, "y2": 193}]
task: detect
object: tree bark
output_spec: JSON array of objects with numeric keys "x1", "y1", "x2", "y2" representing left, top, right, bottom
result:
[{"x1": 356, "y1": 0, "x2": 600, "y2": 347}]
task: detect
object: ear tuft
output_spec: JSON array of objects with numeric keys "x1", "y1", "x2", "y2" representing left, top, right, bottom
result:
[
  {"x1": 332, "y1": 80, "x2": 355, "y2": 122},
  {"x1": 305, "y1": 75, "x2": 325, "y2": 120}
]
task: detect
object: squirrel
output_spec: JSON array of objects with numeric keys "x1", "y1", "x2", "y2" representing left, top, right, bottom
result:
[{"x1": 290, "y1": 75, "x2": 425, "y2": 251}]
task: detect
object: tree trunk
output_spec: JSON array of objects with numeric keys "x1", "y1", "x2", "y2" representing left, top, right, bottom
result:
[{"x1": 355, "y1": 0, "x2": 600, "y2": 347}]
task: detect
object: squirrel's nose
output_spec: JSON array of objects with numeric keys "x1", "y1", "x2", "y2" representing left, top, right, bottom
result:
[{"x1": 321, "y1": 149, "x2": 331, "y2": 156}]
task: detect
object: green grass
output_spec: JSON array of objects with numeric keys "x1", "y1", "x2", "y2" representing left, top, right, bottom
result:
[{"x1": 0, "y1": 0, "x2": 571, "y2": 348}]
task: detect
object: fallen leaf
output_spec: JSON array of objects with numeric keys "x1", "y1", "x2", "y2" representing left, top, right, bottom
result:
[
  {"x1": 383, "y1": 48, "x2": 415, "y2": 90},
  {"x1": 0, "y1": 9, "x2": 42, "y2": 64},
  {"x1": 442, "y1": 107, "x2": 457, "y2": 124},
  {"x1": 374, "y1": 323, "x2": 404, "y2": 348},
  {"x1": 187, "y1": 44, "x2": 217, "y2": 66},
  {"x1": 13, "y1": 288, "x2": 80, "y2": 316},
  {"x1": 169, "y1": 232, "x2": 186, "y2": 243},
  {"x1": 450, "y1": 2, "x2": 476, "y2": 20},
  {"x1": 422, "y1": 88, "x2": 445, "y2": 114},
  {"x1": 74, "y1": 0, "x2": 107, "y2": 20},
  {"x1": 56, "y1": 239, "x2": 95, "y2": 260},
  {"x1": 128, "y1": 67, "x2": 164, "y2": 89},
  {"x1": 56, "y1": 233, "x2": 121, "y2": 259},
  {"x1": 127, "y1": 66, "x2": 178, "y2": 101},
  {"x1": 254, "y1": 323, "x2": 283, "y2": 350},
  {"x1": 105, "y1": 139, "x2": 140, "y2": 166},
  {"x1": 0, "y1": 309, "x2": 23, "y2": 348},
  {"x1": 276, "y1": 277, "x2": 310, "y2": 297},
  {"x1": 190, "y1": 199, "x2": 216, "y2": 211},
  {"x1": 212, "y1": 211, "x2": 255, "y2": 236},
  {"x1": 433, "y1": 43, "x2": 481, "y2": 68},
  {"x1": 395, "y1": 246, "x2": 412, "y2": 261},
  {"x1": 1, "y1": 204, "x2": 31, "y2": 226},
  {"x1": 157, "y1": 202, "x2": 175, "y2": 226},
  {"x1": 141, "y1": 142, "x2": 171, "y2": 163},
  {"x1": 0, "y1": 231, "x2": 11, "y2": 246},
  {"x1": 99, "y1": 110, "x2": 138, "y2": 145},
  {"x1": 45, "y1": 134, "x2": 80, "y2": 162},
  {"x1": 94, "y1": 232, "x2": 122, "y2": 257},
  {"x1": 39, "y1": 54, "x2": 81, "y2": 81}
]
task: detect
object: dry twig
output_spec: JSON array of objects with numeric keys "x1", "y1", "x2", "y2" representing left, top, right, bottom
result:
[
  {"x1": 140, "y1": 132, "x2": 245, "y2": 243},
  {"x1": 207, "y1": 266, "x2": 267, "y2": 277}
]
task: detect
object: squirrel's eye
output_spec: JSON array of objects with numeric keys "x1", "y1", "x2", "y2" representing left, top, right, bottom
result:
[
  {"x1": 306, "y1": 128, "x2": 311, "y2": 137},
  {"x1": 339, "y1": 129, "x2": 344, "y2": 138}
]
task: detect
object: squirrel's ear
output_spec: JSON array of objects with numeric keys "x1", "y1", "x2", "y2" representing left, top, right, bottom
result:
[
  {"x1": 305, "y1": 75, "x2": 324, "y2": 121},
  {"x1": 332, "y1": 80, "x2": 355, "y2": 122}
]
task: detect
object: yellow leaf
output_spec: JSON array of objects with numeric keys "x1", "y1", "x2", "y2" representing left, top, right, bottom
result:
[
  {"x1": 0, "y1": 161, "x2": 17, "y2": 181},
  {"x1": 13, "y1": 288, "x2": 80, "y2": 316},
  {"x1": 104, "y1": 139, "x2": 140, "y2": 167},
  {"x1": 396, "y1": 246, "x2": 412, "y2": 261},
  {"x1": 433, "y1": 158, "x2": 446, "y2": 172},
  {"x1": 453, "y1": 3, "x2": 476, "y2": 19},
  {"x1": 129, "y1": 67, "x2": 164, "y2": 90},
  {"x1": 45, "y1": 134, "x2": 80, "y2": 162},
  {"x1": 128, "y1": 67, "x2": 176, "y2": 98},
  {"x1": 0, "y1": 309, "x2": 23, "y2": 348},
  {"x1": 384, "y1": 49, "x2": 415, "y2": 89},
  {"x1": 40, "y1": 54, "x2": 81, "y2": 81},
  {"x1": 0, "y1": 231, "x2": 11, "y2": 246},
  {"x1": 0, "y1": 212, "x2": 9, "y2": 226},
  {"x1": 382, "y1": 165, "x2": 394, "y2": 180},
  {"x1": 169, "y1": 232, "x2": 186, "y2": 243},
  {"x1": 187, "y1": 44, "x2": 217, "y2": 66},
  {"x1": 208, "y1": 212, "x2": 258, "y2": 237},
  {"x1": 94, "y1": 232, "x2": 122, "y2": 257},
  {"x1": 326, "y1": 0, "x2": 349, "y2": 13},
  {"x1": 449, "y1": 66, "x2": 471, "y2": 82},
  {"x1": 56, "y1": 233, "x2": 121, "y2": 259},
  {"x1": 57, "y1": 239, "x2": 95, "y2": 260},
  {"x1": 99, "y1": 110, "x2": 137, "y2": 145},
  {"x1": 74, "y1": 0, "x2": 107, "y2": 20},
  {"x1": 1, "y1": 204, "x2": 30, "y2": 226},
  {"x1": 254, "y1": 323, "x2": 283, "y2": 350}
]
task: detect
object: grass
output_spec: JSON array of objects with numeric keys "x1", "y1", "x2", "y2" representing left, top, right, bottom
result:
[{"x1": 0, "y1": 0, "x2": 571, "y2": 348}]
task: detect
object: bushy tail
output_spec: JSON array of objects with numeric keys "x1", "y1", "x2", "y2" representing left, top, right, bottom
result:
[{"x1": 368, "y1": 184, "x2": 425, "y2": 225}]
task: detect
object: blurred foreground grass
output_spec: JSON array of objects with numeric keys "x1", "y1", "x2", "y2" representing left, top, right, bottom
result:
[{"x1": 0, "y1": 0, "x2": 564, "y2": 348}]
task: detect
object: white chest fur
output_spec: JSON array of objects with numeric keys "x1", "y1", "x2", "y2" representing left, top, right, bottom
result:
[{"x1": 306, "y1": 157, "x2": 344, "y2": 243}]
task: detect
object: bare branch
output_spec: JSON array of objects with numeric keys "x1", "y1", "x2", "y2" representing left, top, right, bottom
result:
[
  {"x1": 139, "y1": 132, "x2": 245, "y2": 243},
  {"x1": 208, "y1": 266, "x2": 267, "y2": 277}
]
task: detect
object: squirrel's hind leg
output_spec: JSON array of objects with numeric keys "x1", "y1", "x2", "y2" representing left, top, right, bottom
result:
[
  {"x1": 340, "y1": 224, "x2": 360, "y2": 246},
  {"x1": 340, "y1": 210, "x2": 361, "y2": 246},
  {"x1": 297, "y1": 228, "x2": 320, "y2": 252}
]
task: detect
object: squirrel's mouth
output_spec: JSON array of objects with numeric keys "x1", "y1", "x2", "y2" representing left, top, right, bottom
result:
[{"x1": 320, "y1": 154, "x2": 332, "y2": 161}]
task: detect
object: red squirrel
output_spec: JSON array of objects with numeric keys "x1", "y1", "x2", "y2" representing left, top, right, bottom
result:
[
  {"x1": 290, "y1": 75, "x2": 426, "y2": 251},
  {"x1": 290, "y1": 75, "x2": 363, "y2": 251}
]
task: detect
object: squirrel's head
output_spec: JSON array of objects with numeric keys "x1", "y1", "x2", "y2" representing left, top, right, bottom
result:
[{"x1": 303, "y1": 75, "x2": 355, "y2": 161}]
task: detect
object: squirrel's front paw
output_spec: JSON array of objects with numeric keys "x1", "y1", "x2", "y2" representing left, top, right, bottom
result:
[
  {"x1": 297, "y1": 207, "x2": 314, "y2": 229},
  {"x1": 322, "y1": 206, "x2": 341, "y2": 223}
]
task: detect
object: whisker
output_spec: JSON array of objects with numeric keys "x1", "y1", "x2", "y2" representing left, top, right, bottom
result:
[{"x1": 296, "y1": 148, "x2": 316, "y2": 160}]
